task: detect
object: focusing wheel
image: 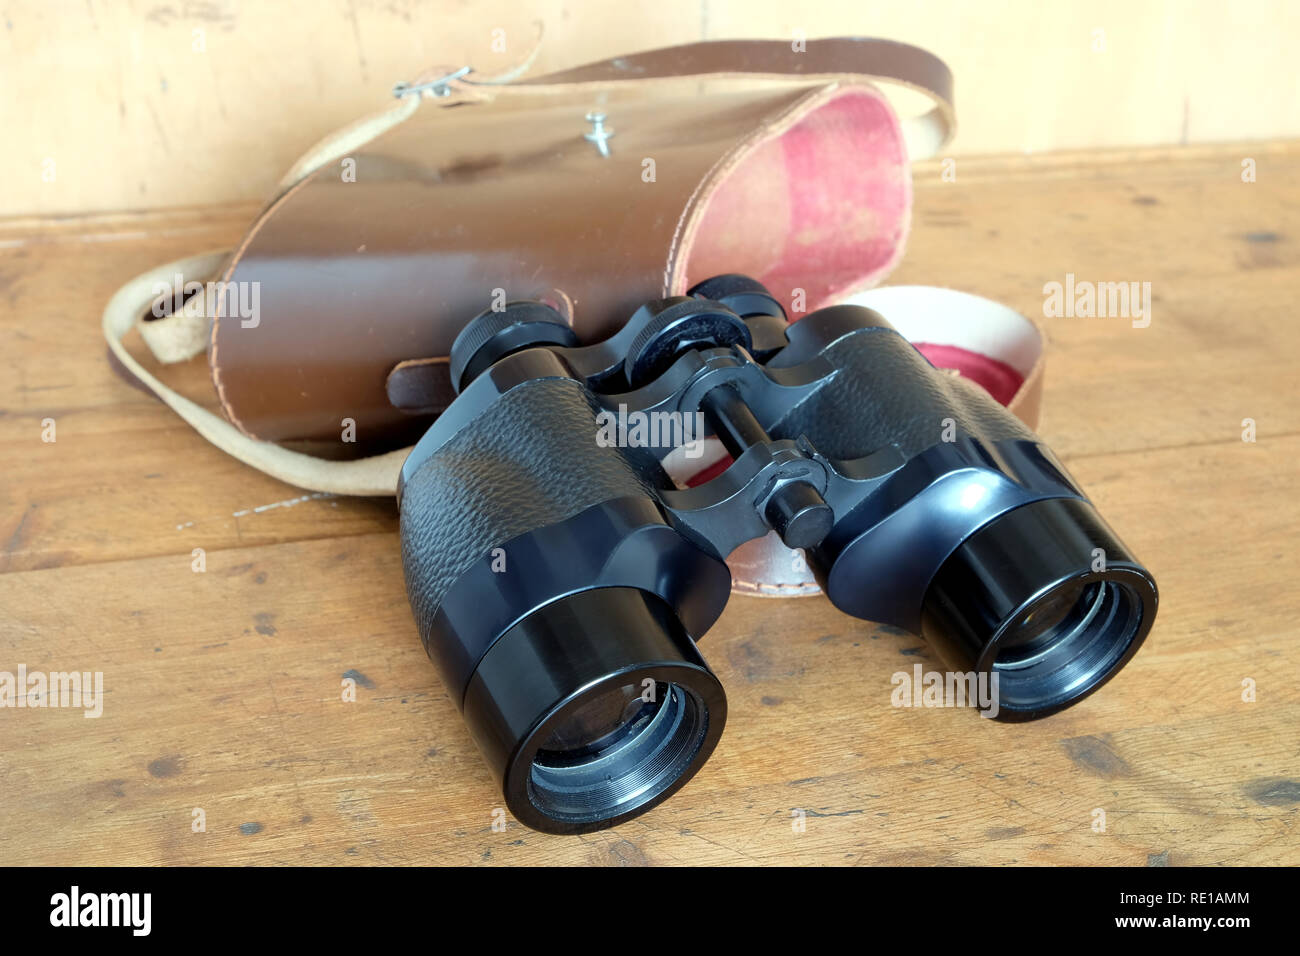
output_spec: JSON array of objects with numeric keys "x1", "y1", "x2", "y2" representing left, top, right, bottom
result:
[
  {"x1": 688, "y1": 274, "x2": 787, "y2": 323},
  {"x1": 623, "y1": 298, "x2": 752, "y2": 388},
  {"x1": 449, "y1": 302, "x2": 578, "y2": 394}
]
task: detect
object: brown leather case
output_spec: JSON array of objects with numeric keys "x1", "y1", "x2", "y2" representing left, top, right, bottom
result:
[{"x1": 209, "y1": 38, "x2": 955, "y2": 456}]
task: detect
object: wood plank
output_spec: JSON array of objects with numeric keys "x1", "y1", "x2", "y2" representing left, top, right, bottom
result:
[
  {"x1": 1, "y1": 143, "x2": 1297, "y2": 865},
  {"x1": 0, "y1": 432, "x2": 1294, "y2": 865}
]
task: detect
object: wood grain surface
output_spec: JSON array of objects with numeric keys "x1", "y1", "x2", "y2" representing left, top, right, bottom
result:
[{"x1": 1, "y1": 142, "x2": 1297, "y2": 866}]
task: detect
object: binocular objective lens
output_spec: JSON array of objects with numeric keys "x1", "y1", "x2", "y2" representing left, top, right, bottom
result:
[
  {"x1": 528, "y1": 681, "x2": 707, "y2": 822},
  {"x1": 993, "y1": 579, "x2": 1146, "y2": 710},
  {"x1": 997, "y1": 581, "x2": 1095, "y2": 663},
  {"x1": 535, "y1": 681, "x2": 662, "y2": 759},
  {"x1": 918, "y1": 498, "x2": 1158, "y2": 719}
]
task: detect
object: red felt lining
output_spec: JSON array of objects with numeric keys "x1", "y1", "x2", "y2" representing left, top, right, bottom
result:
[
  {"x1": 914, "y1": 343, "x2": 1024, "y2": 408},
  {"x1": 683, "y1": 88, "x2": 910, "y2": 311}
]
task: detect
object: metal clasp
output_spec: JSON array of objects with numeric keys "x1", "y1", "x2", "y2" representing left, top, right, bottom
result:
[
  {"x1": 393, "y1": 66, "x2": 472, "y2": 99},
  {"x1": 584, "y1": 111, "x2": 615, "y2": 157}
]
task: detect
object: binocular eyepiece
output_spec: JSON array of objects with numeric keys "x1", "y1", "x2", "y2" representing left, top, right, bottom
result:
[{"x1": 398, "y1": 275, "x2": 1158, "y2": 833}]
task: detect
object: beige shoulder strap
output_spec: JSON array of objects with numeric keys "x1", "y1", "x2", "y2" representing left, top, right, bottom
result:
[{"x1": 104, "y1": 251, "x2": 409, "y2": 495}]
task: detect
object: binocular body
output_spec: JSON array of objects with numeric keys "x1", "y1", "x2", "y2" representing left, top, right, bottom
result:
[{"x1": 398, "y1": 277, "x2": 1157, "y2": 834}]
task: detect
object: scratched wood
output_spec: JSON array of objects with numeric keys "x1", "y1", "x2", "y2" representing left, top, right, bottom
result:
[{"x1": 0, "y1": 143, "x2": 1297, "y2": 865}]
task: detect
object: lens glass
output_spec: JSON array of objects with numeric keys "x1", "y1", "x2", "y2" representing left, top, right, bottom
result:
[
  {"x1": 535, "y1": 683, "x2": 659, "y2": 758},
  {"x1": 993, "y1": 579, "x2": 1143, "y2": 711},
  {"x1": 528, "y1": 680, "x2": 709, "y2": 824},
  {"x1": 998, "y1": 581, "x2": 1096, "y2": 664}
]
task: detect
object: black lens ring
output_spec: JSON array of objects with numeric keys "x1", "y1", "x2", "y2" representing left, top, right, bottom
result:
[
  {"x1": 918, "y1": 497, "x2": 1159, "y2": 722},
  {"x1": 976, "y1": 566, "x2": 1156, "y2": 719},
  {"x1": 459, "y1": 587, "x2": 727, "y2": 835},
  {"x1": 505, "y1": 661, "x2": 725, "y2": 833}
]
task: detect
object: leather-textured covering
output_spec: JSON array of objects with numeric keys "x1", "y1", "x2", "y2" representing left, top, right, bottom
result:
[{"x1": 400, "y1": 377, "x2": 656, "y2": 653}]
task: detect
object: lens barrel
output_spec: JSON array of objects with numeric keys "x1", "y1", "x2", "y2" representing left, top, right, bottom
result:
[
  {"x1": 461, "y1": 587, "x2": 726, "y2": 834},
  {"x1": 919, "y1": 497, "x2": 1158, "y2": 720}
]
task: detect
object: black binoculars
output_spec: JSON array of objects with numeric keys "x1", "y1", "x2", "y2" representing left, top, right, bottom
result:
[{"x1": 398, "y1": 275, "x2": 1158, "y2": 834}]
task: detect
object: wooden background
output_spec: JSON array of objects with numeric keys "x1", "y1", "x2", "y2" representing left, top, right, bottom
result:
[
  {"x1": 1, "y1": 141, "x2": 1297, "y2": 865},
  {"x1": 3, "y1": 0, "x2": 1300, "y2": 216}
]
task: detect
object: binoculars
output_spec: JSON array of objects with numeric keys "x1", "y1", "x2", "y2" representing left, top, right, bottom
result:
[{"x1": 398, "y1": 275, "x2": 1158, "y2": 834}]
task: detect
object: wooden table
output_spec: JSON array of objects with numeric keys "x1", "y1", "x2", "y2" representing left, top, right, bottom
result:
[{"x1": 2, "y1": 143, "x2": 1297, "y2": 866}]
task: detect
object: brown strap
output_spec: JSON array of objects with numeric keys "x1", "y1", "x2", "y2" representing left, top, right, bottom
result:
[
  {"x1": 523, "y1": 37, "x2": 950, "y2": 96},
  {"x1": 386, "y1": 356, "x2": 457, "y2": 417},
  {"x1": 486, "y1": 37, "x2": 955, "y2": 157}
]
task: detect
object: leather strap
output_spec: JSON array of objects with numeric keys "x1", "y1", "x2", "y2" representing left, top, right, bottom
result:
[
  {"x1": 104, "y1": 251, "x2": 409, "y2": 496},
  {"x1": 386, "y1": 356, "x2": 457, "y2": 417},
  {"x1": 274, "y1": 38, "x2": 953, "y2": 212},
  {"x1": 272, "y1": 30, "x2": 546, "y2": 195},
  {"x1": 469, "y1": 37, "x2": 955, "y2": 160}
]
